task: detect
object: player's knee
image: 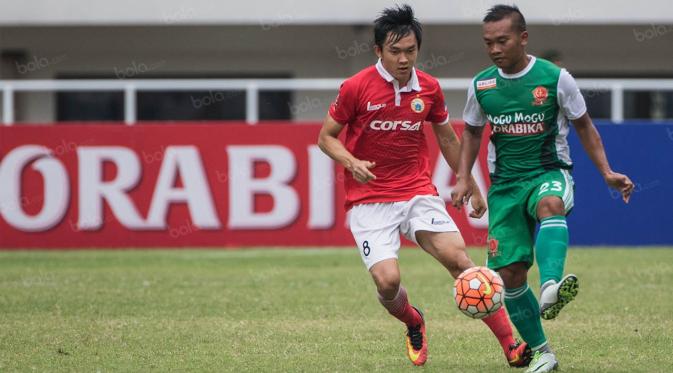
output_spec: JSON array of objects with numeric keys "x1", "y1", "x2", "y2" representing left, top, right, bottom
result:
[
  {"x1": 371, "y1": 268, "x2": 400, "y2": 298},
  {"x1": 375, "y1": 276, "x2": 400, "y2": 298},
  {"x1": 498, "y1": 263, "x2": 528, "y2": 288},
  {"x1": 537, "y1": 196, "x2": 565, "y2": 218}
]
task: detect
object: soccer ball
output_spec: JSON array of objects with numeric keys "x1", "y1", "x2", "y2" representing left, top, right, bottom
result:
[{"x1": 453, "y1": 266, "x2": 504, "y2": 319}]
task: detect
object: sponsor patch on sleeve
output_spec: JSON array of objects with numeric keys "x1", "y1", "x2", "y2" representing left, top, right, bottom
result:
[{"x1": 477, "y1": 78, "x2": 497, "y2": 90}]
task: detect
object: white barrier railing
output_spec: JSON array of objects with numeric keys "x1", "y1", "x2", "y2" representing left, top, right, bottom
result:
[{"x1": 2, "y1": 78, "x2": 673, "y2": 125}]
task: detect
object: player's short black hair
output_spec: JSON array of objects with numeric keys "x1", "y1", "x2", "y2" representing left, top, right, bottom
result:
[
  {"x1": 374, "y1": 4, "x2": 422, "y2": 49},
  {"x1": 483, "y1": 4, "x2": 527, "y2": 33}
]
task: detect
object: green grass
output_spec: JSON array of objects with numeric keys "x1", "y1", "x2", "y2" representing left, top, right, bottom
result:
[{"x1": 1, "y1": 247, "x2": 672, "y2": 372}]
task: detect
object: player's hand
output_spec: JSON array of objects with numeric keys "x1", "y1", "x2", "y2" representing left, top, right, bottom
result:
[
  {"x1": 349, "y1": 159, "x2": 376, "y2": 184},
  {"x1": 451, "y1": 179, "x2": 472, "y2": 209},
  {"x1": 604, "y1": 171, "x2": 634, "y2": 203},
  {"x1": 469, "y1": 190, "x2": 487, "y2": 218}
]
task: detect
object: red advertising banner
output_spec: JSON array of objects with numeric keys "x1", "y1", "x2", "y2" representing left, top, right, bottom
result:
[{"x1": 0, "y1": 122, "x2": 491, "y2": 248}]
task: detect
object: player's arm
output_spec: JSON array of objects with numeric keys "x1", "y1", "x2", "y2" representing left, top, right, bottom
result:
[
  {"x1": 572, "y1": 113, "x2": 634, "y2": 203},
  {"x1": 432, "y1": 122, "x2": 486, "y2": 218},
  {"x1": 318, "y1": 114, "x2": 376, "y2": 184},
  {"x1": 451, "y1": 79, "x2": 487, "y2": 209},
  {"x1": 557, "y1": 69, "x2": 634, "y2": 203},
  {"x1": 451, "y1": 124, "x2": 485, "y2": 209}
]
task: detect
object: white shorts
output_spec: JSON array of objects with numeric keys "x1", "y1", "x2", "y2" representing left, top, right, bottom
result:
[{"x1": 349, "y1": 195, "x2": 460, "y2": 270}]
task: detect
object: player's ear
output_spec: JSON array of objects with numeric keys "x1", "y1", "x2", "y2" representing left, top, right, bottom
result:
[
  {"x1": 374, "y1": 45, "x2": 382, "y2": 59},
  {"x1": 520, "y1": 31, "x2": 529, "y2": 47}
]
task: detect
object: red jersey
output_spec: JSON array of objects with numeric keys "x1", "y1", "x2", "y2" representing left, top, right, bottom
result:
[{"x1": 329, "y1": 60, "x2": 450, "y2": 210}]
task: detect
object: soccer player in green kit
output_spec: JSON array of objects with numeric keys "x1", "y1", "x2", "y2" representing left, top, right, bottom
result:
[{"x1": 451, "y1": 5, "x2": 634, "y2": 373}]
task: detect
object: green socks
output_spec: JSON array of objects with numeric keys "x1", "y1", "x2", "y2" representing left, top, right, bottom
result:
[
  {"x1": 536, "y1": 216, "x2": 569, "y2": 285},
  {"x1": 502, "y1": 216, "x2": 567, "y2": 351},
  {"x1": 504, "y1": 284, "x2": 547, "y2": 350}
]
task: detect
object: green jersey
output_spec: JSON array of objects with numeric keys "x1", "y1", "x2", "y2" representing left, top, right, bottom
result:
[{"x1": 463, "y1": 56, "x2": 587, "y2": 184}]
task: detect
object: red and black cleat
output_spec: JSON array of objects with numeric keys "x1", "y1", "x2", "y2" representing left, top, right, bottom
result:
[
  {"x1": 405, "y1": 307, "x2": 428, "y2": 366},
  {"x1": 507, "y1": 341, "x2": 532, "y2": 367}
]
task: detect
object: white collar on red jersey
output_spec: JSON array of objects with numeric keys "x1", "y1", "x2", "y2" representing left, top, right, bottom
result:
[
  {"x1": 375, "y1": 59, "x2": 421, "y2": 106},
  {"x1": 375, "y1": 59, "x2": 421, "y2": 92}
]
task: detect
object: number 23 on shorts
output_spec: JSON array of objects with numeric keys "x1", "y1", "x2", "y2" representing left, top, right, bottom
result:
[{"x1": 538, "y1": 181, "x2": 563, "y2": 195}]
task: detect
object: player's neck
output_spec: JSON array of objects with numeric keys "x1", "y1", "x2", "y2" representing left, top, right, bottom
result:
[{"x1": 501, "y1": 54, "x2": 531, "y2": 75}]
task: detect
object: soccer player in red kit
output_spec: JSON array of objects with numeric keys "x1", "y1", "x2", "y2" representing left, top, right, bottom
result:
[{"x1": 317, "y1": 4, "x2": 531, "y2": 368}]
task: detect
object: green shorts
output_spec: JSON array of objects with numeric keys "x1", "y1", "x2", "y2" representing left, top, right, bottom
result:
[{"x1": 486, "y1": 169, "x2": 575, "y2": 270}]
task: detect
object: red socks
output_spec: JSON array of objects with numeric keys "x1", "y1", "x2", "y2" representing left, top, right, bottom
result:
[
  {"x1": 377, "y1": 286, "x2": 422, "y2": 326},
  {"x1": 481, "y1": 307, "x2": 517, "y2": 354},
  {"x1": 378, "y1": 286, "x2": 515, "y2": 355}
]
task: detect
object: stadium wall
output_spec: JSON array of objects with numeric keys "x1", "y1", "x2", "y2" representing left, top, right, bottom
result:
[
  {"x1": 567, "y1": 121, "x2": 673, "y2": 245},
  {"x1": 2, "y1": 24, "x2": 672, "y2": 123},
  {"x1": 0, "y1": 122, "x2": 670, "y2": 248}
]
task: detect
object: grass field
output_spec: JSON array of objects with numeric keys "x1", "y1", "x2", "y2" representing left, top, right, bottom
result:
[{"x1": 1, "y1": 247, "x2": 672, "y2": 372}]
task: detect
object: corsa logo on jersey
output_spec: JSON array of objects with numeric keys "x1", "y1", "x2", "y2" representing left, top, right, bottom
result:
[{"x1": 369, "y1": 120, "x2": 422, "y2": 131}]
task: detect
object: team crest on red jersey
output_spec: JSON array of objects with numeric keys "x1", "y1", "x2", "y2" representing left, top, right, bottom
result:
[
  {"x1": 410, "y1": 97, "x2": 425, "y2": 113},
  {"x1": 532, "y1": 86, "x2": 548, "y2": 106}
]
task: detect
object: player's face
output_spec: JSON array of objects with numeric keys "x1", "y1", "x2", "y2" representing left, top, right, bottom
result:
[
  {"x1": 375, "y1": 33, "x2": 418, "y2": 84},
  {"x1": 482, "y1": 17, "x2": 528, "y2": 71}
]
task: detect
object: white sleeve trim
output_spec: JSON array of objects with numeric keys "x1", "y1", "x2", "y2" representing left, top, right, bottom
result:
[
  {"x1": 434, "y1": 110, "x2": 450, "y2": 125},
  {"x1": 462, "y1": 78, "x2": 488, "y2": 127},
  {"x1": 557, "y1": 69, "x2": 587, "y2": 121}
]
